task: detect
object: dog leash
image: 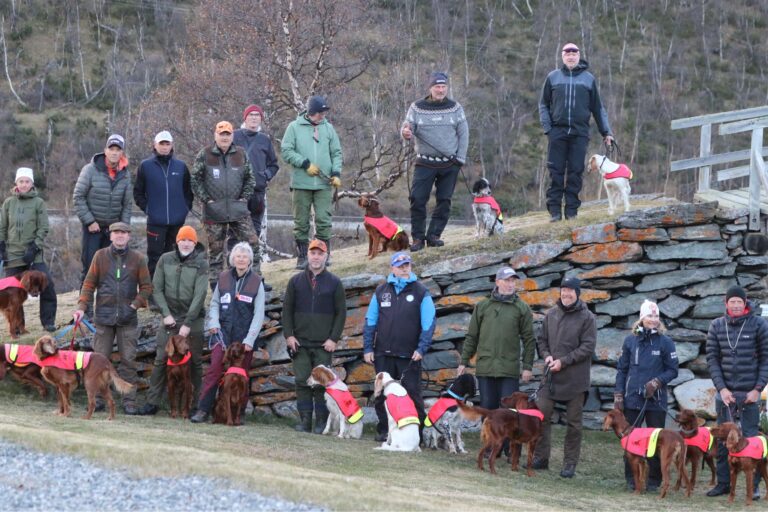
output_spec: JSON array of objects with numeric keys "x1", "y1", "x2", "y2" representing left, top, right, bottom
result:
[
  {"x1": 529, "y1": 367, "x2": 550, "y2": 403},
  {"x1": 54, "y1": 317, "x2": 96, "y2": 350}
]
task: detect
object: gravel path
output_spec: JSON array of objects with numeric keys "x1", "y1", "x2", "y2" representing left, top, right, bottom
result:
[{"x1": 0, "y1": 440, "x2": 324, "y2": 512}]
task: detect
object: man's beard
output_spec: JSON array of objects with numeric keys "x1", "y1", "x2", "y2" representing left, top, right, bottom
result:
[{"x1": 179, "y1": 247, "x2": 194, "y2": 257}]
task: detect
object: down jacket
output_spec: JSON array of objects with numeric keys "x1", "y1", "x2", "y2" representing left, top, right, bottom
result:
[
  {"x1": 614, "y1": 327, "x2": 678, "y2": 411},
  {"x1": 73, "y1": 153, "x2": 132, "y2": 227},
  {"x1": 706, "y1": 303, "x2": 768, "y2": 394}
]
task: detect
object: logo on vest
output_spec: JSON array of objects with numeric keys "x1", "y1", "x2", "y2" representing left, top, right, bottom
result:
[
  {"x1": 221, "y1": 292, "x2": 232, "y2": 304},
  {"x1": 237, "y1": 294, "x2": 253, "y2": 303},
  {"x1": 381, "y1": 292, "x2": 392, "y2": 308},
  {"x1": 213, "y1": 168, "x2": 220, "y2": 179},
  {"x1": 652, "y1": 350, "x2": 660, "y2": 356},
  {"x1": 406, "y1": 294, "x2": 414, "y2": 302}
]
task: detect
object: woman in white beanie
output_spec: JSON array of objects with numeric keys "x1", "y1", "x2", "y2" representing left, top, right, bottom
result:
[
  {"x1": 613, "y1": 299, "x2": 678, "y2": 491},
  {"x1": 0, "y1": 167, "x2": 57, "y2": 331}
]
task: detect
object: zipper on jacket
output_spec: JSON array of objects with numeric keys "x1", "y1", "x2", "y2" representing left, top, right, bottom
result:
[
  {"x1": 567, "y1": 69, "x2": 573, "y2": 135},
  {"x1": 158, "y1": 159, "x2": 171, "y2": 225}
]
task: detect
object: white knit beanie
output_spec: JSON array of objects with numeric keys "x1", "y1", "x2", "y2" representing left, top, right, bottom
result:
[
  {"x1": 639, "y1": 300, "x2": 659, "y2": 320},
  {"x1": 15, "y1": 167, "x2": 34, "y2": 184}
]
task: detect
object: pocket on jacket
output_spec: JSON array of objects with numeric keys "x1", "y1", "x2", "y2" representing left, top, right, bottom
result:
[{"x1": 204, "y1": 199, "x2": 249, "y2": 222}]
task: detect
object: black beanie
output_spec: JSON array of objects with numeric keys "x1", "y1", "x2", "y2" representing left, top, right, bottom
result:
[
  {"x1": 307, "y1": 95, "x2": 329, "y2": 115},
  {"x1": 725, "y1": 285, "x2": 747, "y2": 303},
  {"x1": 561, "y1": 277, "x2": 581, "y2": 298}
]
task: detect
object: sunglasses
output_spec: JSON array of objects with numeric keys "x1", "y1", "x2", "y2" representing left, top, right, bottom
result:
[{"x1": 562, "y1": 48, "x2": 580, "y2": 54}]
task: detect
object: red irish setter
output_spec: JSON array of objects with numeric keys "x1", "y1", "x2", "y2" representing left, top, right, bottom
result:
[
  {"x1": 33, "y1": 335, "x2": 134, "y2": 420},
  {"x1": 0, "y1": 343, "x2": 47, "y2": 398},
  {"x1": 675, "y1": 408, "x2": 716, "y2": 490},
  {"x1": 710, "y1": 421, "x2": 768, "y2": 505},
  {"x1": 0, "y1": 270, "x2": 48, "y2": 339},
  {"x1": 499, "y1": 391, "x2": 544, "y2": 476},
  {"x1": 165, "y1": 334, "x2": 193, "y2": 419},
  {"x1": 603, "y1": 409, "x2": 692, "y2": 498},
  {"x1": 358, "y1": 196, "x2": 409, "y2": 259},
  {"x1": 213, "y1": 342, "x2": 248, "y2": 426}
]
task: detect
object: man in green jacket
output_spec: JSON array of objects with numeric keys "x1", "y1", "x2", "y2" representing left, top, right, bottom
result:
[
  {"x1": 281, "y1": 96, "x2": 343, "y2": 269},
  {"x1": 283, "y1": 239, "x2": 346, "y2": 433},
  {"x1": 139, "y1": 225, "x2": 209, "y2": 416},
  {"x1": 458, "y1": 266, "x2": 535, "y2": 410}
]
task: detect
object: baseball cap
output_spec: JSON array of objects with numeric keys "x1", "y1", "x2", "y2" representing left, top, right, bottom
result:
[
  {"x1": 215, "y1": 121, "x2": 234, "y2": 134},
  {"x1": 495, "y1": 267, "x2": 519, "y2": 280},
  {"x1": 154, "y1": 130, "x2": 173, "y2": 144},
  {"x1": 390, "y1": 252, "x2": 412, "y2": 267},
  {"x1": 106, "y1": 134, "x2": 125, "y2": 149},
  {"x1": 308, "y1": 239, "x2": 327, "y2": 252},
  {"x1": 109, "y1": 222, "x2": 131, "y2": 233}
]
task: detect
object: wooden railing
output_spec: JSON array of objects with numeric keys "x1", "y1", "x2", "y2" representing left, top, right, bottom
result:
[{"x1": 671, "y1": 106, "x2": 768, "y2": 231}]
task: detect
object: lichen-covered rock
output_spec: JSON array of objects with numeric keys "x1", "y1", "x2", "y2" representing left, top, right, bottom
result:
[
  {"x1": 518, "y1": 288, "x2": 610, "y2": 308},
  {"x1": 595, "y1": 292, "x2": 665, "y2": 317},
  {"x1": 421, "y1": 253, "x2": 513, "y2": 277},
  {"x1": 590, "y1": 364, "x2": 618, "y2": 386},
  {"x1": 341, "y1": 273, "x2": 385, "y2": 290},
  {"x1": 645, "y1": 241, "x2": 728, "y2": 261},
  {"x1": 636, "y1": 263, "x2": 736, "y2": 292},
  {"x1": 575, "y1": 261, "x2": 678, "y2": 281},
  {"x1": 617, "y1": 227, "x2": 670, "y2": 242},
  {"x1": 673, "y1": 379, "x2": 717, "y2": 419},
  {"x1": 507, "y1": 242, "x2": 573, "y2": 269},
  {"x1": 571, "y1": 223, "x2": 617, "y2": 245},
  {"x1": 617, "y1": 202, "x2": 717, "y2": 228},
  {"x1": 562, "y1": 241, "x2": 643, "y2": 264},
  {"x1": 433, "y1": 312, "x2": 472, "y2": 341},
  {"x1": 434, "y1": 293, "x2": 487, "y2": 312},
  {"x1": 527, "y1": 261, "x2": 573, "y2": 276},
  {"x1": 593, "y1": 328, "x2": 625, "y2": 365},
  {"x1": 668, "y1": 224, "x2": 722, "y2": 241}
]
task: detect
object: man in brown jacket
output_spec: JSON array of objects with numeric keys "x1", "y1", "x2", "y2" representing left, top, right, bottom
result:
[
  {"x1": 532, "y1": 277, "x2": 596, "y2": 478},
  {"x1": 73, "y1": 222, "x2": 153, "y2": 414}
]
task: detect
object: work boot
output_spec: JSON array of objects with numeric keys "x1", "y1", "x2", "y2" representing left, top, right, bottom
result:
[
  {"x1": 410, "y1": 239, "x2": 425, "y2": 252},
  {"x1": 123, "y1": 403, "x2": 138, "y2": 415},
  {"x1": 138, "y1": 403, "x2": 159, "y2": 416},
  {"x1": 706, "y1": 484, "x2": 730, "y2": 497},
  {"x1": 426, "y1": 236, "x2": 444, "y2": 247},
  {"x1": 295, "y1": 240, "x2": 308, "y2": 270},
  {"x1": 530, "y1": 458, "x2": 549, "y2": 470},
  {"x1": 374, "y1": 432, "x2": 388, "y2": 442},
  {"x1": 560, "y1": 463, "x2": 576, "y2": 478},
  {"x1": 190, "y1": 410, "x2": 209, "y2": 423},
  {"x1": 313, "y1": 403, "x2": 329, "y2": 434},
  {"x1": 320, "y1": 239, "x2": 332, "y2": 267},
  {"x1": 294, "y1": 411, "x2": 313, "y2": 433}
]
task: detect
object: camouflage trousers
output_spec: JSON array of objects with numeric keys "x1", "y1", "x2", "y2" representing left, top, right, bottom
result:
[{"x1": 203, "y1": 219, "x2": 260, "y2": 287}]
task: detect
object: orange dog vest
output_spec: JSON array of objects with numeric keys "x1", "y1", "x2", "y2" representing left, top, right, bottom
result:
[
  {"x1": 0, "y1": 276, "x2": 24, "y2": 291},
  {"x1": 683, "y1": 427, "x2": 713, "y2": 453},
  {"x1": 603, "y1": 163, "x2": 633, "y2": 180},
  {"x1": 224, "y1": 367, "x2": 248, "y2": 379},
  {"x1": 386, "y1": 394, "x2": 420, "y2": 428},
  {"x1": 326, "y1": 387, "x2": 364, "y2": 424},
  {"x1": 167, "y1": 352, "x2": 191, "y2": 367},
  {"x1": 4, "y1": 344, "x2": 40, "y2": 367},
  {"x1": 621, "y1": 428, "x2": 662, "y2": 457},
  {"x1": 364, "y1": 216, "x2": 403, "y2": 240},
  {"x1": 38, "y1": 350, "x2": 91, "y2": 371},
  {"x1": 472, "y1": 196, "x2": 503, "y2": 221},
  {"x1": 424, "y1": 397, "x2": 458, "y2": 427},
  {"x1": 730, "y1": 436, "x2": 768, "y2": 460}
]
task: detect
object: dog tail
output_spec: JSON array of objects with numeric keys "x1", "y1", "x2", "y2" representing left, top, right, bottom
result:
[
  {"x1": 456, "y1": 401, "x2": 491, "y2": 421},
  {"x1": 109, "y1": 366, "x2": 135, "y2": 395}
]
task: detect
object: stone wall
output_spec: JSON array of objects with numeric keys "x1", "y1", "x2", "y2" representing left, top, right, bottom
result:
[{"x1": 243, "y1": 202, "x2": 768, "y2": 428}]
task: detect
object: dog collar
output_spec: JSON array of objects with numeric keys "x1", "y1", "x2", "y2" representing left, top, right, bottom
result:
[
  {"x1": 446, "y1": 388, "x2": 464, "y2": 401},
  {"x1": 326, "y1": 377, "x2": 340, "y2": 388}
]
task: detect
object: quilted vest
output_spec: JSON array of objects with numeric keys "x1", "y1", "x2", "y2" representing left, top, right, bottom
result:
[
  {"x1": 683, "y1": 427, "x2": 713, "y2": 453},
  {"x1": 217, "y1": 269, "x2": 262, "y2": 346},
  {"x1": 604, "y1": 163, "x2": 633, "y2": 180},
  {"x1": 364, "y1": 215, "x2": 403, "y2": 240},
  {"x1": 730, "y1": 436, "x2": 768, "y2": 460},
  {"x1": 385, "y1": 393, "x2": 420, "y2": 428},
  {"x1": 326, "y1": 387, "x2": 364, "y2": 423},
  {"x1": 473, "y1": 196, "x2": 503, "y2": 221},
  {"x1": 373, "y1": 281, "x2": 427, "y2": 357},
  {"x1": 621, "y1": 428, "x2": 662, "y2": 457},
  {"x1": 203, "y1": 146, "x2": 247, "y2": 202}
]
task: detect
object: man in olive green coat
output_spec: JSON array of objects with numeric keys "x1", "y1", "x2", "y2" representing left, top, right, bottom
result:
[
  {"x1": 532, "y1": 277, "x2": 597, "y2": 479},
  {"x1": 458, "y1": 267, "x2": 535, "y2": 410},
  {"x1": 138, "y1": 226, "x2": 209, "y2": 416},
  {"x1": 280, "y1": 96, "x2": 343, "y2": 269}
]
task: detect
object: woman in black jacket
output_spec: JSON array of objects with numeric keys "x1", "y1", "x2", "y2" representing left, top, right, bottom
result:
[{"x1": 614, "y1": 300, "x2": 679, "y2": 491}]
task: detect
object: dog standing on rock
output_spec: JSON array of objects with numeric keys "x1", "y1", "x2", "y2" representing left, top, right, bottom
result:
[
  {"x1": 471, "y1": 178, "x2": 503, "y2": 237},
  {"x1": 588, "y1": 154, "x2": 632, "y2": 215}
]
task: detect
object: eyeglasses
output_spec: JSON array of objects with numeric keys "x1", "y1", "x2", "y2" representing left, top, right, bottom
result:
[{"x1": 562, "y1": 48, "x2": 580, "y2": 54}]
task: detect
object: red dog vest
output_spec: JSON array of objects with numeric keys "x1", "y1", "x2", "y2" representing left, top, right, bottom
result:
[
  {"x1": 4, "y1": 344, "x2": 40, "y2": 367},
  {"x1": 167, "y1": 352, "x2": 191, "y2": 367},
  {"x1": 509, "y1": 408, "x2": 545, "y2": 421},
  {"x1": 424, "y1": 397, "x2": 458, "y2": 427},
  {"x1": 326, "y1": 387, "x2": 364, "y2": 424},
  {"x1": 472, "y1": 196, "x2": 503, "y2": 221},
  {"x1": 0, "y1": 276, "x2": 24, "y2": 291},
  {"x1": 621, "y1": 428, "x2": 662, "y2": 457},
  {"x1": 37, "y1": 350, "x2": 91, "y2": 371},
  {"x1": 683, "y1": 427, "x2": 713, "y2": 453},
  {"x1": 730, "y1": 436, "x2": 768, "y2": 460},
  {"x1": 603, "y1": 164, "x2": 633, "y2": 180},
  {"x1": 386, "y1": 394, "x2": 420, "y2": 428},
  {"x1": 224, "y1": 367, "x2": 248, "y2": 379},
  {"x1": 364, "y1": 215, "x2": 403, "y2": 240}
]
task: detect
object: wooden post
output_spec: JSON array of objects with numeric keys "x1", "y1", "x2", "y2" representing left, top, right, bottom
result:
[
  {"x1": 749, "y1": 126, "x2": 763, "y2": 231},
  {"x1": 698, "y1": 124, "x2": 711, "y2": 192}
]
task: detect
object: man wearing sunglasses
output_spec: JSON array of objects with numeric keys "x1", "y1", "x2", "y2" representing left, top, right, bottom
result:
[
  {"x1": 363, "y1": 251, "x2": 436, "y2": 442},
  {"x1": 539, "y1": 43, "x2": 613, "y2": 222}
]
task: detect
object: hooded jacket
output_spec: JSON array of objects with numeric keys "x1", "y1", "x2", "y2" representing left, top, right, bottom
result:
[
  {"x1": 615, "y1": 326, "x2": 678, "y2": 411},
  {"x1": 460, "y1": 290, "x2": 536, "y2": 378},
  {"x1": 152, "y1": 243, "x2": 208, "y2": 326},
  {"x1": 0, "y1": 187, "x2": 48, "y2": 267},
  {"x1": 73, "y1": 153, "x2": 132, "y2": 227},
  {"x1": 281, "y1": 112, "x2": 343, "y2": 191},
  {"x1": 538, "y1": 59, "x2": 612, "y2": 138},
  {"x1": 233, "y1": 128, "x2": 279, "y2": 192}
]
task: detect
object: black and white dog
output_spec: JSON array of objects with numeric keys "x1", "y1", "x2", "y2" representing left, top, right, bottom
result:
[
  {"x1": 423, "y1": 373, "x2": 478, "y2": 454},
  {"x1": 471, "y1": 178, "x2": 503, "y2": 238}
]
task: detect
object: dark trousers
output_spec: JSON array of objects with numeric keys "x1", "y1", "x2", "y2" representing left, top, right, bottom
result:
[
  {"x1": 546, "y1": 127, "x2": 589, "y2": 217},
  {"x1": 248, "y1": 189, "x2": 266, "y2": 236},
  {"x1": 197, "y1": 343, "x2": 254, "y2": 414},
  {"x1": 715, "y1": 397, "x2": 760, "y2": 487},
  {"x1": 146, "y1": 224, "x2": 182, "y2": 277},
  {"x1": 146, "y1": 319, "x2": 204, "y2": 407},
  {"x1": 409, "y1": 163, "x2": 460, "y2": 241},
  {"x1": 477, "y1": 376, "x2": 519, "y2": 409},
  {"x1": 80, "y1": 224, "x2": 111, "y2": 287},
  {"x1": 623, "y1": 408, "x2": 666, "y2": 486},
  {"x1": 535, "y1": 386, "x2": 585, "y2": 466},
  {"x1": 92, "y1": 321, "x2": 139, "y2": 406},
  {"x1": 5, "y1": 262, "x2": 57, "y2": 328},
  {"x1": 292, "y1": 343, "x2": 332, "y2": 406},
  {"x1": 374, "y1": 356, "x2": 425, "y2": 435}
]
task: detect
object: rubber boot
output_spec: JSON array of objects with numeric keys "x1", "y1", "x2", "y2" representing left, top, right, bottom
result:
[
  {"x1": 320, "y1": 239, "x2": 331, "y2": 267},
  {"x1": 294, "y1": 401, "x2": 313, "y2": 432},
  {"x1": 313, "y1": 402, "x2": 329, "y2": 434},
  {"x1": 295, "y1": 240, "x2": 308, "y2": 270}
]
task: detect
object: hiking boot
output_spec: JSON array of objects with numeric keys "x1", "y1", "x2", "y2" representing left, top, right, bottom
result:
[
  {"x1": 138, "y1": 403, "x2": 159, "y2": 416},
  {"x1": 295, "y1": 240, "x2": 308, "y2": 270},
  {"x1": 94, "y1": 402, "x2": 106, "y2": 413},
  {"x1": 706, "y1": 484, "x2": 730, "y2": 497},
  {"x1": 410, "y1": 239, "x2": 425, "y2": 252},
  {"x1": 190, "y1": 410, "x2": 209, "y2": 423},
  {"x1": 754, "y1": 483, "x2": 761, "y2": 501},
  {"x1": 426, "y1": 236, "x2": 444, "y2": 247},
  {"x1": 294, "y1": 411, "x2": 312, "y2": 433},
  {"x1": 123, "y1": 404, "x2": 139, "y2": 415},
  {"x1": 549, "y1": 214, "x2": 561, "y2": 223},
  {"x1": 530, "y1": 458, "x2": 549, "y2": 470},
  {"x1": 44, "y1": 324, "x2": 57, "y2": 333},
  {"x1": 374, "y1": 432, "x2": 388, "y2": 442},
  {"x1": 559, "y1": 463, "x2": 576, "y2": 478}
]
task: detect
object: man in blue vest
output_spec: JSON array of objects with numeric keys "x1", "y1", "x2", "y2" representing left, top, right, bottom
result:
[
  {"x1": 363, "y1": 251, "x2": 436, "y2": 442},
  {"x1": 133, "y1": 130, "x2": 193, "y2": 278}
]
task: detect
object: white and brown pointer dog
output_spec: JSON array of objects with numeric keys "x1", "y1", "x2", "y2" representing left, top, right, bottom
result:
[
  {"x1": 588, "y1": 154, "x2": 632, "y2": 215},
  {"x1": 373, "y1": 371, "x2": 421, "y2": 452},
  {"x1": 307, "y1": 364, "x2": 364, "y2": 439}
]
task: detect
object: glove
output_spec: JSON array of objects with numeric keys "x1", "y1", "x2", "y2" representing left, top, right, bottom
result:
[
  {"x1": 644, "y1": 378, "x2": 661, "y2": 399},
  {"x1": 22, "y1": 242, "x2": 39, "y2": 265},
  {"x1": 0, "y1": 240, "x2": 6, "y2": 263},
  {"x1": 307, "y1": 163, "x2": 321, "y2": 176},
  {"x1": 330, "y1": 176, "x2": 341, "y2": 188},
  {"x1": 613, "y1": 393, "x2": 624, "y2": 411}
]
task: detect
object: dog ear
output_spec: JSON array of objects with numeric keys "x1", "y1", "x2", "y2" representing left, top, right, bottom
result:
[
  {"x1": 165, "y1": 337, "x2": 175, "y2": 358},
  {"x1": 696, "y1": 417, "x2": 706, "y2": 427},
  {"x1": 726, "y1": 429, "x2": 739, "y2": 447}
]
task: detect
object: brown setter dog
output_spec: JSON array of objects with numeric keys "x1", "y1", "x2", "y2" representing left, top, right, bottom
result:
[
  {"x1": 0, "y1": 343, "x2": 47, "y2": 398},
  {"x1": 498, "y1": 391, "x2": 544, "y2": 476},
  {"x1": 165, "y1": 334, "x2": 193, "y2": 419},
  {"x1": 33, "y1": 335, "x2": 134, "y2": 420},
  {"x1": 603, "y1": 409, "x2": 691, "y2": 498},
  {"x1": 711, "y1": 421, "x2": 768, "y2": 505},
  {"x1": 675, "y1": 408, "x2": 716, "y2": 490},
  {"x1": 0, "y1": 270, "x2": 48, "y2": 338},
  {"x1": 213, "y1": 342, "x2": 248, "y2": 426},
  {"x1": 358, "y1": 195, "x2": 409, "y2": 259}
]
